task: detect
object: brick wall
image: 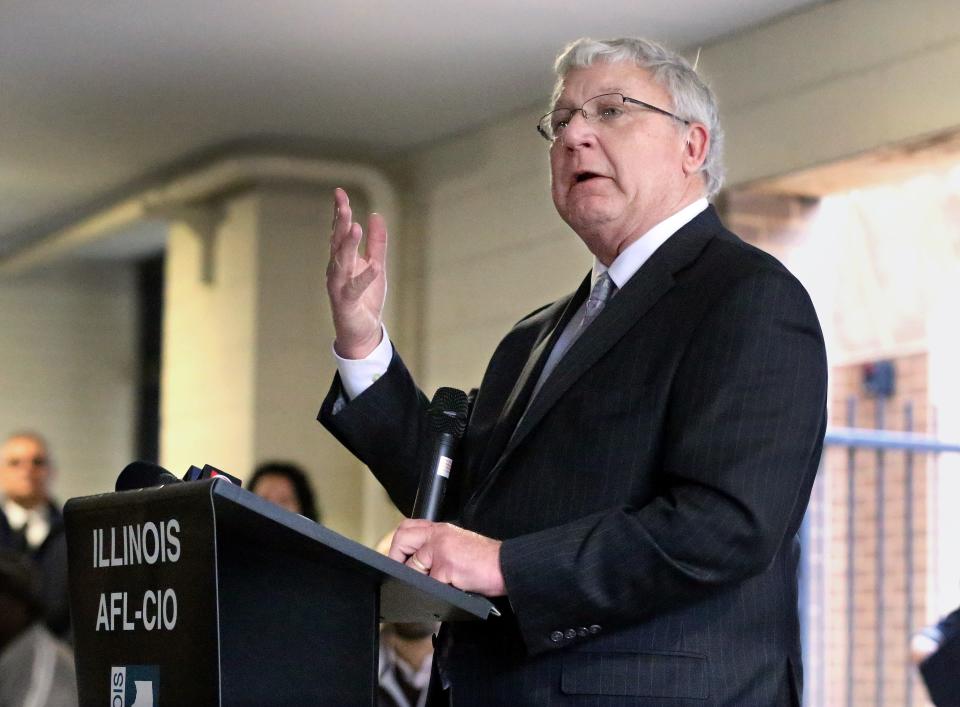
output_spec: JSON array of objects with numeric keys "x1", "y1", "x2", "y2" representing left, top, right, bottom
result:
[{"x1": 823, "y1": 356, "x2": 930, "y2": 707}]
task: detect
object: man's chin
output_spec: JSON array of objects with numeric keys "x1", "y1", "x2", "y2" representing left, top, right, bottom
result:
[
  {"x1": 9, "y1": 493, "x2": 44, "y2": 508},
  {"x1": 563, "y1": 207, "x2": 618, "y2": 236}
]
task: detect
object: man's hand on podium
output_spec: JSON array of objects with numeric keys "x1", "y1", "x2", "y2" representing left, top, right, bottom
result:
[{"x1": 388, "y1": 519, "x2": 506, "y2": 597}]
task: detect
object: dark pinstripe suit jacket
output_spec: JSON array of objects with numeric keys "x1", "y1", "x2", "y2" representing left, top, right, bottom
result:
[{"x1": 320, "y1": 206, "x2": 828, "y2": 706}]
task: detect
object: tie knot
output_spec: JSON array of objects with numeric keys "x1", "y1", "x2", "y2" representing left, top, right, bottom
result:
[
  {"x1": 589, "y1": 273, "x2": 614, "y2": 305},
  {"x1": 582, "y1": 273, "x2": 615, "y2": 326}
]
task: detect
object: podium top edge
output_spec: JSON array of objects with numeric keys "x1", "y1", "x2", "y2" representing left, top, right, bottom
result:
[{"x1": 208, "y1": 479, "x2": 497, "y2": 620}]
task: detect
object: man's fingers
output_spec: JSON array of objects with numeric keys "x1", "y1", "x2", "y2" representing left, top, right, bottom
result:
[
  {"x1": 387, "y1": 519, "x2": 434, "y2": 563},
  {"x1": 329, "y1": 222, "x2": 363, "y2": 281},
  {"x1": 328, "y1": 190, "x2": 389, "y2": 289},
  {"x1": 330, "y1": 188, "x2": 353, "y2": 247},
  {"x1": 332, "y1": 187, "x2": 349, "y2": 229},
  {"x1": 366, "y1": 212, "x2": 388, "y2": 267},
  {"x1": 329, "y1": 189, "x2": 362, "y2": 277},
  {"x1": 407, "y1": 554, "x2": 430, "y2": 574},
  {"x1": 387, "y1": 529, "x2": 425, "y2": 563}
]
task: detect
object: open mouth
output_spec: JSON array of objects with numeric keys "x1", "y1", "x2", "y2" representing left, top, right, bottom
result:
[{"x1": 574, "y1": 171, "x2": 602, "y2": 184}]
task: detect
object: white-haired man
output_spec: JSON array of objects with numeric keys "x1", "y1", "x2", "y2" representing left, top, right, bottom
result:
[{"x1": 321, "y1": 37, "x2": 827, "y2": 706}]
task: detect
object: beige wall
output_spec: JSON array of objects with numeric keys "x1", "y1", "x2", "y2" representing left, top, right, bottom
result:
[
  {"x1": 704, "y1": 0, "x2": 960, "y2": 186},
  {"x1": 0, "y1": 261, "x2": 137, "y2": 502}
]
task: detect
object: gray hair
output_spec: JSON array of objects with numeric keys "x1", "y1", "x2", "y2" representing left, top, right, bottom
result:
[{"x1": 553, "y1": 37, "x2": 725, "y2": 198}]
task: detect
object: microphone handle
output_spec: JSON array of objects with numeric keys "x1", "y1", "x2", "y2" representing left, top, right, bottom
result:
[{"x1": 412, "y1": 431, "x2": 457, "y2": 521}]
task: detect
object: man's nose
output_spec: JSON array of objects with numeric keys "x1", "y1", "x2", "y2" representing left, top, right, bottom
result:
[{"x1": 560, "y1": 110, "x2": 598, "y2": 147}]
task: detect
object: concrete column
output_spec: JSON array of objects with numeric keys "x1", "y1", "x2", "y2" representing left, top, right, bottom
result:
[{"x1": 161, "y1": 184, "x2": 397, "y2": 540}]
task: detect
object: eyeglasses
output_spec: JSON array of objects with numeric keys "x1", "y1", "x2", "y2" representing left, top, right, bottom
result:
[{"x1": 537, "y1": 93, "x2": 689, "y2": 142}]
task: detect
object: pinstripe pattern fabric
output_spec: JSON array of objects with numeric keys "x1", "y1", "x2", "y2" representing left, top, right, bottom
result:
[{"x1": 320, "y1": 206, "x2": 827, "y2": 706}]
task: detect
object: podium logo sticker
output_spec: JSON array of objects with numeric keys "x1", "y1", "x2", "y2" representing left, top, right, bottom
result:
[{"x1": 110, "y1": 665, "x2": 159, "y2": 706}]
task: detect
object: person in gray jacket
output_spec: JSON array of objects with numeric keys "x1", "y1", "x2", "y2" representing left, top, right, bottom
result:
[{"x1": 0, "y1": 549, "x2": 77, "y2": 707}]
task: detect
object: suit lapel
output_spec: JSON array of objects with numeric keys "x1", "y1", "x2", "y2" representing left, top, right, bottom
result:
[
  {"x1": 473, "y1": 206, "x2": 723, "y2": 503},
  {"x1": 474, "y1": 276, "x2": 591, "y2": 479},
  {"x1": 504, "y1": 267, "x2": 673, "y2": 457}
]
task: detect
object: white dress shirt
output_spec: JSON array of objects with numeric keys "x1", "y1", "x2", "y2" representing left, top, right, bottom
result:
[{"x1": 3, "y1": 498, "x2": 52, "y2": 549}]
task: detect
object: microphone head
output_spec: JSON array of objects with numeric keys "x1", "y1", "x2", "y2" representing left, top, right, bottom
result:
[
  {"x1": 427, "y1": 387, "x2": 469, "y2": 438},
  {"x1": 115, "y1": 461, "x2": 180, "y2": 492},
  {"x1": 183, "y1": 465, "x2": 205, "y2": 481},
  {"x1": 199, "y1": 464, "x2": 243, "y2": 487}
]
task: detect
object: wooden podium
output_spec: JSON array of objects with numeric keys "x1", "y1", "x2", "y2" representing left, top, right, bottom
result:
[{"x1": 64, "y1": 478, "x2": 496, "y2": 706}]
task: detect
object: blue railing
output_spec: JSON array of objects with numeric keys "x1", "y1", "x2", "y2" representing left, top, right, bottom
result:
[
  {"x1": 824, "y1": 428, "x2": 960, "y2": 453},
  {"x1": 801, "y1": 404, "x2": 960, "y2": 707}
]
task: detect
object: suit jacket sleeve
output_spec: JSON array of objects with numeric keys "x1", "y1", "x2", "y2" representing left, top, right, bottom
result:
[
  {"x1": 318, "y1": 348, "x2": 430, "y2": 516},
  {"x1": 498, "y1": 267, "x2": 828, "y2": 655}
]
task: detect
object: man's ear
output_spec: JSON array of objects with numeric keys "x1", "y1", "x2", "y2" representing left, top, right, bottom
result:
[{"x1": 682, "y1": 124, "x2": 709, "y2": 176}]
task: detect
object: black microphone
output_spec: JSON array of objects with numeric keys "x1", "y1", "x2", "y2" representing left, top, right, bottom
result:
[
  {"x1": 412, "y1": 387, "x2": 469, "y2": 521},
  {"x1": 115, "y1": 461, "x2": 180, "y2": 492}
]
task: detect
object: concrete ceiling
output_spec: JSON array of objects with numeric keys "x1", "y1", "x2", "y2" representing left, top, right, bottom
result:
[{"x1": 1, "y1": 0, "x2": 828, "y2": 258}]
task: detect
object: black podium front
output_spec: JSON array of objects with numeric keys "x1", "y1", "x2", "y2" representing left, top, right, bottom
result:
[{"x1": 64, "y1": 478, "x2": 496, "y2": 706}]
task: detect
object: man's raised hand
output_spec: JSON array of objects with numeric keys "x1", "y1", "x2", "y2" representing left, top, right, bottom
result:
[{"x1": 326, "y1": 188, "x2": 388, "y2": 359}]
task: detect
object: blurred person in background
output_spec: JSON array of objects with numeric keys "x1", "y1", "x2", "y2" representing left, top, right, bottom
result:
[
  {"x1": 375, "y1": 532, "x2": 437, "y2": 707},
  {"x1": 0, "y1": 432, "x2": 70, "y2": 640},
  {"x1": 0, "y1": 549, "x2": 78, "y2": 707},
  {"x1": 249, "y1": 460, "x2": 322, "y2": 522},
  {"x1": 378, "y1": 622, "x2": 436, "y2": 707}
]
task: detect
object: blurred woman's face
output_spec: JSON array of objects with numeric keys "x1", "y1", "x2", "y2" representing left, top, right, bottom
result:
[{"x1": 252, "y1": 474, "x2": 301, "y2": 514}]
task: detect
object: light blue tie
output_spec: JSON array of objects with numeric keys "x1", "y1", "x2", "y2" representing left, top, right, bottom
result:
[
  {"x1": 580, "y1": 272, "x2": 615, "y2": 331},
  {"x1": 526, "y1": 273, "x2": 617, "y2": 405}
]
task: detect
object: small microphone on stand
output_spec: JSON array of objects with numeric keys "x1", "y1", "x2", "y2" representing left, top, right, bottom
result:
[{"x1": 116, "y1": 461, "x2": 242, "y2": 492}]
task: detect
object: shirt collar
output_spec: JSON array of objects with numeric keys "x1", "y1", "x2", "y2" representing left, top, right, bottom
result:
[
  {"x1": 3, "y1": 498, "x2": 51, "y2": 548},
  {"x1": 3, "y1": 498, "x2": 30, "y2": 529},
  {"x1": 592, "y1": 198, "x2": 709, "y2": 289},
  {"x1": 379, "y1": 642, "x2": 432, "y2": 688}
]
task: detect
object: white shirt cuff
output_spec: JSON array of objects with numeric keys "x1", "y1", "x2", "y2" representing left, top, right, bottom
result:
[{"x1": 332, "y1": 324, "x2": 392, "y2": 401}]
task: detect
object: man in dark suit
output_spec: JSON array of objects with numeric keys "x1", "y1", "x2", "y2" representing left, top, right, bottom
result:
[
  {"x1": 0, "y1": 432, "x2": 71, "y2": 641},
  {"x1": 320, "y1": 37, "x2": 827, "y2": 705}
]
